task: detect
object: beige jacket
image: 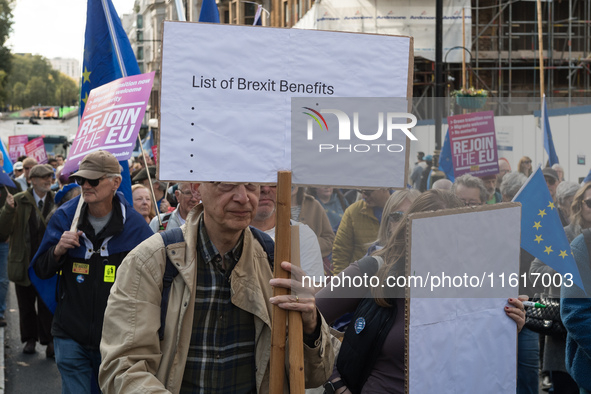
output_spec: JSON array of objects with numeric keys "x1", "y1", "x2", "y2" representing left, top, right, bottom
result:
[{"x1": 99, "y1": 207, "x2": 334, "y2": 393}]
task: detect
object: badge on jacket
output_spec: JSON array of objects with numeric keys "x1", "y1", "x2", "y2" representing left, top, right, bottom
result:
[
  {"x1": 72, "y1": 263, "x2": 89, "y2": 275},
  {"x1": 104, "y1": 265, "x2": 116, "y2": 283},
  {"x1": 354, "y1": 317, "x2": 366, "y2": 334}
]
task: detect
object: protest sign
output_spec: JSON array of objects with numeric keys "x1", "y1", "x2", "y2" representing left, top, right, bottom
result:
[
  {"x1": 151, "y1": 145, "x2": 158, "y2": 166},
  {"x1": 25, "y1": 137, "x2": 48, "y2": 164},
  {"x1": 159, "y1": 22, "x2": 413, "y2": 188},
  {"x1": 406, "y1": 203, "x2": 520, "y2": 393},
  {"x1": 63, "y1": 72, "x2": 154, "y2": 175},
  {"x1": 9, "y1": 135, "x2": 28, "y2": 163},
  {"x1": 447, "y1": 111, "x2": 499, "y2": 178}
]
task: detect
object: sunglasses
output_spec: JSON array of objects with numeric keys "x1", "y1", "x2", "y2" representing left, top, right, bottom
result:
[
  {"x1": 388, "y1": 211, "x2": 405, "y2": 223},
  {"x1": 74, "y1": 176, "x2": 106, "y2": 187},
  {"x1": 583, "y1": 199, "x2": 591, "y2": 209},
  {"x1": 523, "y1": 160, "x2": 532, "y2": 164}
]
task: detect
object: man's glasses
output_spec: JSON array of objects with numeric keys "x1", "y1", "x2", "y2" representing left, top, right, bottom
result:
[
  {"x1": 74, "y1": 176, "x2": 106, "y2": 187},
  {"x1": 460, "y1": 199, "x2": 482, "y2": 206},
  {"x1": 583, "y1": 199, "x2": 591, "y2": 209}
]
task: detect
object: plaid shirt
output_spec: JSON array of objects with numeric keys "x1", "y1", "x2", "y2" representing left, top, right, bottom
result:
[{"x1": 180, "y1": 215, "x2": 256, "y2": 394}]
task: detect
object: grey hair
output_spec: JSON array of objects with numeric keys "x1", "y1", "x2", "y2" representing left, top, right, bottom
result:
[
  {"x1": 556, "y1": 181, "x2": 579, "y2": 206},
  {"x1": 551, "y1": 163, "x2": 564, "y2": 172},
  {"x1": 452, "y1": 174, "x2": 488, "y2": 204},
  {"x1": 500, "y1": 172, "x2": 528, "y2": 200}
]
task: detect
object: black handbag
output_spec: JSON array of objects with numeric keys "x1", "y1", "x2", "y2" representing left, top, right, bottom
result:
[{"x1": 524, "y1": 293, "x2": 566, "y2": 338}]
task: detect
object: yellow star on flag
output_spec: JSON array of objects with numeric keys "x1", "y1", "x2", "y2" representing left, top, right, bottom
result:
[
  {"x1": 538, "y1": 209, "x2": 547, "y2": 218},
  {"x1": 544, "y1": 246, "x2": 553, "y2": 255},
  {"x1": 82, "y1": 67, "x2": 91, "y2": 83},
  {"x1": 534, "y1": 235, "x2": 543, "y2": 244},
  {"x1": 81, "y1": 92, "x2": 89, "y2": 104},
  {"x1": 533, "y1": 221, "x2": 542, "y2": 230},
  {"x1": 547, "y1": 201, "x2": 555, "y2": 210},
  {"x1": 559, "y1": 250, "x2": 568, "y2": 258}
]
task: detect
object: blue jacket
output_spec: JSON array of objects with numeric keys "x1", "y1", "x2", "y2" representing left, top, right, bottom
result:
[
  {"x1": 561, "y1": 233, "x2": 591, "y2": 390},
  {"x1": 29, "y1": 192, "x2": 152, "y2": 347}
]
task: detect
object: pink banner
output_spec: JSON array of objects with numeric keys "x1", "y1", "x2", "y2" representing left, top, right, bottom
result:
[
  {"x1": 151, "y1": 145, "x2": 158, "y2": 166},
  {"x1": 63, "y1": 72, "x2": 155, "y2": 175},
  {"x1": 9, "y1": 135, "x2": 28, "y2": 163},
  {"x1": 448, "y1": 111, "x2": 499, "y2": 178},
  {"x1": 24, "y1": 137, "x2": 48, "y2": 165}
]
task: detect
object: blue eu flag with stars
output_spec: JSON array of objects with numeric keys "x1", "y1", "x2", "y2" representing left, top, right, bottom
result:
[
  {"x1": 513, "y1": 167, "x2": 584, "y2": 292},
  {"x1": 79, "y1": 0, "x2": 140, "y2": 204}
]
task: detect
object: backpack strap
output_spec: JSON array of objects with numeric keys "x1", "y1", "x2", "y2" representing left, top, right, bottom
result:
[
  {"x1": 159, "y1": 227, "x2": 184, "y2": 340},
  {"x1": 249, "y1": 226, "x2": 274, "y2": 271}
]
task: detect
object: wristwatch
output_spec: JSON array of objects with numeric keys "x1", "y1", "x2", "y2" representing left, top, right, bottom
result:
[{"x1": 323, "y1": 379, "x2": 346, "y2": 394}]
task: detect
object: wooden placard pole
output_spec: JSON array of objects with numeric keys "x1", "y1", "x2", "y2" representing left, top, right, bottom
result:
[
  {"x1": 288, "y1": 225, "x2": 305, "y2": 394},
  {"x1": 269, "y1": 170, "x2": 292, "y2": 392}
]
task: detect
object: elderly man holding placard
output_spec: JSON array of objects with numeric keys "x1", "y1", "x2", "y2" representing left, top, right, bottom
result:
[
  {"x1": 99, "y1": 182, "x2": 334, "y2": 393},
  {"x1": 30, "y1": 150, "x2": 153, "y2": 393}
]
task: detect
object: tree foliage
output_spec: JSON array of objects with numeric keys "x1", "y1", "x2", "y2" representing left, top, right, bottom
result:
[
  {"x1": 0, "y1": 0, "x2": 14, "y2": 104},
  {"x1": 4, "y1": 53, "x2": 79, "y2": 109}
]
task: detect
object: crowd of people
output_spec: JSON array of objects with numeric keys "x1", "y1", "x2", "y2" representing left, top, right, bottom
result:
[{"x1": 0, "y1": 147, "x2": 588, "y2": 393}]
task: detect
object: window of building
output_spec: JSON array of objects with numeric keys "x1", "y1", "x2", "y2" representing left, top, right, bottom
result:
[
  {"x1": 244, "y1": 3, "x2": 257, "y2": 25},
  {"x1": 137, "y1": 14, "x2": 143, "y2": 29},
  {"x1": 137, "y1": 46, "x2": 144, "y2": 60},
  {"x1": 137, "y1": 30, "x2": 143, "y2": 43}
]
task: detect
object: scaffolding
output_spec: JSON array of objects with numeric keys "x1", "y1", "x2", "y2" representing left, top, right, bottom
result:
[{"x1": 413, "y1": 0, "x2": 591, "y2": 117}]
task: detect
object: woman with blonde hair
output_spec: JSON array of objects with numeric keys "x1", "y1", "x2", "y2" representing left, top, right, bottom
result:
[
  {"x1": 131, "y1": 184, "x2": 156, "y2": 225},
  {"x1": 517, "y1": 156, "x2": 533, "y2": 177},
  {"x1": 368, "y1": 189, "x2": 421, "y2": 254},
  {"x1": 317, "y1": 190, "x2": 526, "y2": 393}
]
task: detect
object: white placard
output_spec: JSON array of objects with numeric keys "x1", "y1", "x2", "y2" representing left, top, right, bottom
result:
[
  {"x1": 407, "y1": 204, "x2": 521, "y2": 393},
  {"x1": 159, "y1": 22, "x2": 411, "y2": 186}
]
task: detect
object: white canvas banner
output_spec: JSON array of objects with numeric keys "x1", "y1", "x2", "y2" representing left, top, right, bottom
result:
[
  {"x1": 159, "y1": 22, "x2": 411, "y2": 185},
  {"x1": 294, "y1": 0, "x2": 471, "y2": 63},
  {"x1": 407, "y1": 204, "x2": 521, "y2": 393}
]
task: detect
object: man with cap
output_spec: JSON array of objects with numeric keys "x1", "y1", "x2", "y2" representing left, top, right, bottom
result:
[
  {"x1": 12, "y1": 161, "x2": 24, "y2": 181},
  {"x1": 132, "y1": 165, "x2": 172, "y2": 213},
  {"x1": 0, "y1": 164, "x2": 55, "y2": 356},
  {"x1": 29, "y1": 150, "x2": 153, "y2": 393},
  {"x1": 14, "y1": 157, "x2": 38, "y2": 191},
  {"x1": 0, "y1": 151, "x2": 20, "y2": 327},
  {"x1": 543, "y1": 167, "x2": 560, "y2": 202}
]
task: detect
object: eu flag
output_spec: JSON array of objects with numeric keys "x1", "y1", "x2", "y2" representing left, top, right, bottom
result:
[
  {"x1": 0, "y1": 169, "x2": 15, "y2": 189},
  {"x1": 513, "y1": 167, "x2": 584, "y2": 291},
  {"x1": 199, "y1": 0, "x2": 220, "y2": 23},
  {"x1": 0, "y1": 139, "x2": 14, "y2": 178},
  {"x1": 438, "y1": 129, "x2": 455, "y2": 183},
  {"x1": 542, "y1": 95, "x2": 559, "y2": 166},
  {"x1": 80, "y1": 0, "x2": 140, "y2": 204}
]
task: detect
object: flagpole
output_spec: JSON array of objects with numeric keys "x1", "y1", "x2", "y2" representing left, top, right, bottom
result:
[
  {"x1": 536, "y1": 0, "x2": 545, "y2": 166},
  {"x1": 100, "y1": 0, "x2": 163, "y2": 228}
]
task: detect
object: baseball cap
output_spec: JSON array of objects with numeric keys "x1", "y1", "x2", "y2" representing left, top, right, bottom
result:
[
  {"x1": 132, "y1": 166, "x2": 157, "y2": 183},
  {"x1": 14, "y1": 161, "x2": 23, "y2": 171},
  {"x1": 71, "y1": 150, "x2": 121, "y2": 180},
  {"x1": 542, "y1": 167, "x2": 559, "y2": 181},
  {"x1": 29, "y1": 164, "x2": 54, "y2": 179}
]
